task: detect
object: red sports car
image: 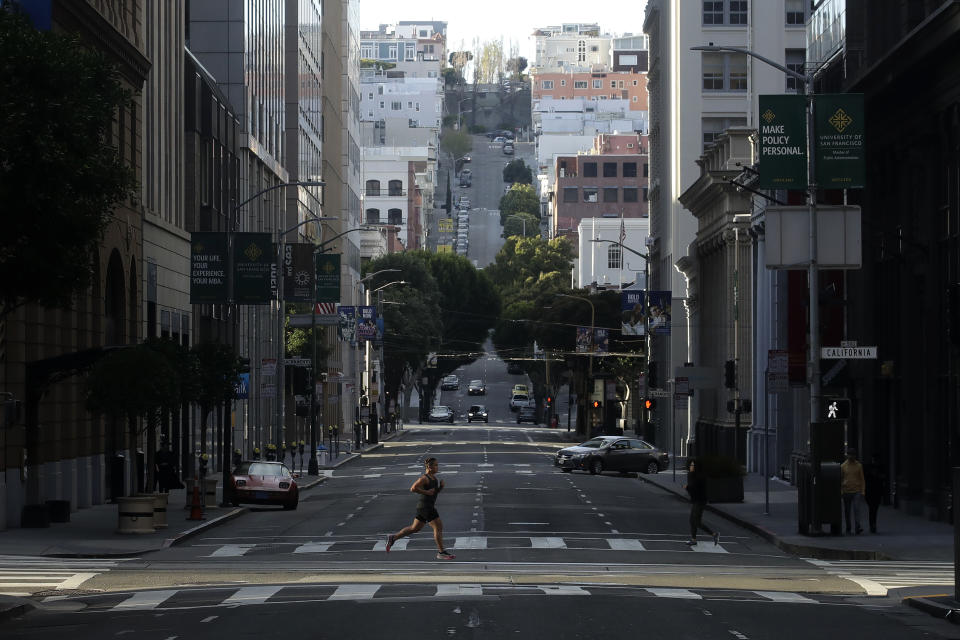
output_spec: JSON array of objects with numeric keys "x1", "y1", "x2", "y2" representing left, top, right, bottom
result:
[{"x1": 229, "y1": 461, "x2": 299, "y2": 510}]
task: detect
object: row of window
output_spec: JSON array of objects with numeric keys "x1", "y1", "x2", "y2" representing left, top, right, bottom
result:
[
  {"x1": 703, "y1": 0, "x2": 809, "y2": 26},
  {"x1": 562, "y1": 186, "x2": 649, "y2": 204},
  {"x1": 541, "y1": 78, "x2": 640, "y2": 90},
  {"x1": 701, "y1": 49, "x2": 805, "y2": 94},
  {"x1": 577, "y1": 161, "x2": 648, "y2": 179},
  {"x1": 360, "y1": 43, "x2": 436, "y2": 61},
  {"x1": 365, "y1": 179, "x2": 404, "y2": 196},
  {"x1": 365, "y1": 208, "x2": 404, "y2": 225}
]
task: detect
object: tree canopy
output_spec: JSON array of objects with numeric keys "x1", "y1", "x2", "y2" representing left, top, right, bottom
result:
[
  {"x1": 0, "y1": 8, "x2": 137, "y2": 320},
  {"x1": 502, "y1": 159, "x2": 533, "y2": 185},
  {"x1": 503, "y1": 213, "x2": 540, "y2": 239},
  {"x1": 499, "y1": 183, "x2": 540, "y2": 226},
  {"x1": 439, "y1": 127, "x2": 473, "y2": 160}
]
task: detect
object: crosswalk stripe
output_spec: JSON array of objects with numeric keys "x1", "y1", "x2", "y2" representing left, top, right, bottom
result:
[
  {"x1": 530, "y1": 537, "x2": 567, "y2": 549},
  {"x1": 607, "y1": 539, "x2": 645, "y2": 551},
  {"x1": 293, "y1": 542, "x2": 334, "y2": 554},
  {"x1": 647, "y1": 588, "x2": 701, "y2": 599},
  {"x1": 208, "y1": 544, "x2": 255, "y2": 557},
  {"x1": 755, "y1": 591, "x2": 817, "y2": 603},
  {"x1": 455, "y1": 536, "x2": 487, "y2": 550},
  {"x1": 329, "y1": 584, "x2": 380, "y2": 600},
  {"x1": 113, "y1": 589, "x2": 179, "y2": 610},
  {"x1": 436, "y1": 583, "x2": 483, "y2": 597},
  {"x1": 222, "y1": 586, "x2": 283, "y2": 605},
  {"x1": 57, "y1": 573, "x2": 100, "y2": 590},
  {"x1": 690, "y1": 542, "x2": 728, "y2": 554},
  {"x1": 537, "y1": 585, "x2": 589, "y2": 595},
  {"x1": 373, "y1": 537, "x2": 410, "y2": 552}
]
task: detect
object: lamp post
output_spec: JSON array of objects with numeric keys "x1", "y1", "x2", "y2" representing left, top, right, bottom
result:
[
  {"x1": 368, "y1": 280, "x2": 408, "y2": 438},
  {"x1": 690, "y1": 44, "x2": 822, "y2": 432},
  {"x1": 558, "y1": 292, "x2": 595, "y2": 435},
  {"x1": 358, "y1": 269, "x2": 401, "y2": 446},
  {"x1": 224, "y1": 179, "x2": 323, "y2": 505}
]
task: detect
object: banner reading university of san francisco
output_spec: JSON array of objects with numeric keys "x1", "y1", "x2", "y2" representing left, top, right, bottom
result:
[
  {"x1": 190, "y1": 232, "x2": 229, "y2": 303},
  {"x1": 316, "y1": 253, "x2": 341, "y2": 303},
  {"x1": 233, "y1": 233, "x2": 274, "y2": 304},
  {"x1": 815, "y1": 93, "x2": 865, "y2": 188}
]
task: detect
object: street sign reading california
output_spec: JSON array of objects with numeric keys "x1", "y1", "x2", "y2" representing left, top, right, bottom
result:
[{"x1": 758, "y1": 95, "x2": 807, "y2": 190}]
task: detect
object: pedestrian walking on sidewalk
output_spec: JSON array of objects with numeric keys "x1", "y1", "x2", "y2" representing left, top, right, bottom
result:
[
  {"x1": 384, "y1": 457, "x2": 456, "y2": 560},
  {"x1": 683, "y1": 459, "x2": 719, "y2": 546},
  {"x1": 864, "y1": 454, "x2": 886, "y2": 534},
  {"x1": 841, "y1": 448, "x2": 865, "y2": 535}
]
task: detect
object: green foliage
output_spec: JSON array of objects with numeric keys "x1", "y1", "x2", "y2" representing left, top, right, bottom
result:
[
  {"x1": 441, "y1": 67, "x2": 461, "y2": 87},
  {"x1": 360, "y1": 59, "x2": 396, "y2": 70},
  {"x1": 0, "y1": 9, "x2": 137, "y2": 319},
  {"x1": 503, "y1": 213, "x2": 539, "y2": 239},
  {"x1": 502, "y1": 159, "x2": 533, "y2": 185},
  {"x1": 505, "y1": 56, "x2": 528, "y2": 77},
  {"x1": 190, "y1": 342, "x2": 242, "y2": 410},
  {"x1": 86, "y1": 346, "x2": 179, "y2": 420},
  {"x1": 499, "y1": 184, "x2": 540, "y2": 225},
  {"x1": 439, "y1": 127, "x2": 473, "y2": 160},
  {"x1": 442, "y1": 114, "x2": 457, "y2": 128}
]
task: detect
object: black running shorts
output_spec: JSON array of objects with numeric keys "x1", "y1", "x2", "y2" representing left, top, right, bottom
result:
[{"x1": 415, "y1": 507, "x2": 440, "y2": 523}]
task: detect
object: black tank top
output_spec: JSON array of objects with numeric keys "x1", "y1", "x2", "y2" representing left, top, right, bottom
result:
[{"x1": 417, "y1": 474, "x2": 439, "y2": 509}]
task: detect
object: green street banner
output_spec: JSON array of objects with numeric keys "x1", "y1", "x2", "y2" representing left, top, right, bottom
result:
[
  {"x1": 283, "y1": 243, "x2": 315, "y2": 302},
  {"x1": 190, "y1": 232, "x2": 229, "y2": 303},
  {"x1": 815, "y1": 93, "x2": 865, "y2": 188},
  {"x1": 316, "y1": 253, "x2": 341, "y2": 303},
  {"x1": 758, "y1": 95, "x2": 807, "y2": 190},
  {"x1": 233, "y1": 233, "x2": 274, "y2": 304}
]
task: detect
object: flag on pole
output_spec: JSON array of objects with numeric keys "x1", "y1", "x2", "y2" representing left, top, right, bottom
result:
[{"x1": 619, "y1": 217, "x2": 626, "y2": 247}]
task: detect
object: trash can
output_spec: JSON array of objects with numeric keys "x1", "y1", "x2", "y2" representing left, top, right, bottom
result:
[{"x1": 116, "y1": 496, "x2": 155, "y2": 534}]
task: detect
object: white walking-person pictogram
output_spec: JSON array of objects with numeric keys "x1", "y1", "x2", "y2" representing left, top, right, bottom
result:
[{"x1": 828, "y1": 401, "x2": 838, "y2": 419}]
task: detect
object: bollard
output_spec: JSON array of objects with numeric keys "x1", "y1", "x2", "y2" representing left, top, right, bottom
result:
[
  {"x1": 151, "y1": 493, "x2": 168, "y2": 528},
  {"x1": 203, "y1": 477, "x2": 218, "y2": 508},
  {"x1": 116, "y1": 496, "x2": 156, "y2": 534}
]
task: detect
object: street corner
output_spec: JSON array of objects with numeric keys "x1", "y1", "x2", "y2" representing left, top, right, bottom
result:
[
  {"x1": 904, "y1": 594, "x2": 960, "y2": 625},
  {"x1": 163, "y1": 506, "x2": 247, "y2": 548}
]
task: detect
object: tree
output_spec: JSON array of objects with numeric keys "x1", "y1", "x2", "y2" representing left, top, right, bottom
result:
[
  {"x1": 86, "y1": 345, "x2": 179, "y2": 494},
  {"x1": 505, "y1": 56, "x2": 528, "y2": 78},
  {"x1": 0, "y1": 8, "x2": 137, "y2": 320},
  {"x1": 504, "y1": 213, "x2": 540, "y2": 239},
  {"x1": 502, "y1": 159, "x2": 533, "y2": 185},
  {"x1": 477, "y1": 40, "x2": 504, "y2": 84},
  {"x1": 485, "y1": 236, "x2": 574, "y2": 309},
  {"x1": 448, "y1": 50, "x2": 472, "y2": 81},
  {"x1": 190, "y1": 342, "x2": 242, "y2": 457},
  {"x1": 499, "y1": 183, "x2": 540, "y2": 226},
  {"x1": 439, "y1": 127, "x2": 473, "y2": 162},
  {"x1": 441, "y1": 67, "x2": 461, "y2": 88}
]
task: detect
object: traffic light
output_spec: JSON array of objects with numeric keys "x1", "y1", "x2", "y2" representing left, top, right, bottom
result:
[
  {"x1": 647, "y1": 361, "x2": 658, "y2": 389},
  {"x1": 546, "y1": 395, "x2": 553, "y2": 406},
  {"x1": 591, "y1": 400, "x2": 602, "y2": 410},
  {"x1": 644, "y1": 398, "x2": 656, "y2": 411},
  {"x1": 724, "y1": 360, "x2": 736, "y2": 389}
]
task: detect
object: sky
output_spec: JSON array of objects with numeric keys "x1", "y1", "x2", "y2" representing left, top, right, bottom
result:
[{"x1": 357, "y1": 0, "x2": 648, "y2": 65}]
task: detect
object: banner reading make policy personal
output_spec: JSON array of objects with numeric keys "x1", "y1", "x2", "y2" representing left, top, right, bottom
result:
[{"x1": 758, "y1": 95, "x2": 807, "y2": 190}]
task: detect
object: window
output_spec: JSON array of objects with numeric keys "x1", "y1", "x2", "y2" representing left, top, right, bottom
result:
[
  {"x1": 542, "y1": 80, "x2": 554, "y2": 89},
  {"x1": 702, "y1": 117, "x2": 747, "y2": 148},
  {"x1": 619, "y1": 81, "x2": 624, "y2": 88},
  {"x1": 643, "y1": 163, "x2": 649, "y2": 177},
  {"x1": 632, "y1": 96, "x2": 638, "y2": 102},
  {"x1": 785, "y1": 0, "x2": 806, "y2": 24},
  {"x1": 623, "y1": 162, "x2": 638, "y2": 177},
  {"x1": 388, "y1": 45, "x2": 397, "y2": 60},
  {"x1": 415, "y1": 102, "x2": 420, "y2": 111},
  {"x1": 379, "y1": 101, "x2": 385, "y2": 108},
  {"x1": 643, "y1": 187, "x2": 649, "y2": 201},
  {"x1": 703, "y1": 0, "x2": 724, "y2": 24},
  {"x1": 583, "y1": 187, "x2": 598, "y2": 203},
  {"x1": 560, "y1": 79, "x2": 566, "y2": 86},
  {"x1": 633, "y1": 79, "x2": 638, "y2": 86},
  {"x1": 603, "y1": 162, "x2": 617, "y2": 178},
  {"x1": 391, "y1": 101, "x2": 402, "y2": 110},
  {"x1": 623, "y1": 187, "x2": 638, "y2": 202},
  {"x1": 593, "y1": 79, "x2": 603, "y2": 89},
  {"x1": 563, "y1": 187, "x2": 578, "y2": 203},
  {"x1": 365, "y1": 179, "x2": 380, "y2": 196},
  {"x1": 785, "y1": 49, "x2": 805, "y2": 92},
  {"x1": 419, "y1": 29, "x2": 427, "y2": 37},
  {"x1": 730, "y1": 0, "x2": 747, "y2": 24},
  {"x1": 603, "y1": 187, "x2": 618, "y2": 203},
  {"x1": 388, "y1": 179, "x2": 403, "y2": 196},
  {"x1": 610, "y1": 80, "x2": 616, "y2": 88},
  {"x1": 583, "y1": 162, "x2": 598, "y2": 177},
  {"x1": 368, "y1": 92, "x2": 373, "y2": 100},
  {"x1": 608, "y1": 244, "x2": 622, "y2": 269},
  {"x1": 578, "y1": 39, "x2": 586, "y2": 62},
  {"x1": 704, "y1": 0, "x2": 748, "y2": 25},
  {"x1": 574, "y1": 81, "x2": 588, "y2": 89},
  {"x1": 388, "y1": 208, "x2": 402, "y2": 225},
  {"x1": 377, "y1": 85, "x2": 383, "y2": 95},
  {"x1": 361, "y1": 45, "x2": 374, "y2": 58},
  {"x1": 365, "y1": 208, "x2": 380, "y2": 224},
  {"x1": 702, "y1": 52, "x2": 748, "y2": 92},
  {"x1": 405, "y1": 44, "x2": 415, "y2": 61}
]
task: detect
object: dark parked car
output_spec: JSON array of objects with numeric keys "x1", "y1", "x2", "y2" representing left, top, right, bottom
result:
[
  {"x1": 468, "y1": 379, "x2": 486, "y2": 395},
  {"x1": 229, "y1": 461, "x2": 299, "y2": 510},
  {"x1": 440, "y1": 375, "x2": 460, "y2": 390},
  {"x1": 516, "y1": 406, "x2": 537, "y2": 424},
  {"x1": 467, "y1": 404, "x2": 488, "y2": 423},
  {"x1": 554, "y1": 436, "x2": 669, "y2": 475},
  {"x1": 429, "y1": 406, "x2": 455, "y2": 423}
]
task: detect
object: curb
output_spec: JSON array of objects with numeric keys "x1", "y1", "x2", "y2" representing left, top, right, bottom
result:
[
  {"x1": 163, "y1": 507, "x2": 248, "y2": 548},
  {"x1": 634, "y1": 473, "x2": 888, "y2": 561},
  {"x1": 0, "y1": 600, "x2": 35, "y2": 623},
  {"x1": 904, "y1": 596, "x2": 960, "y2": 624}
]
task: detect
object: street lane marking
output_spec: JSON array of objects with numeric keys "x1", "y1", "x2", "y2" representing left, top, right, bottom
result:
[
  {"x1": 113, "y1": 589, "x2": 179, "y2": 610},
  {"x1": 508, "y1": 522, "x2": 548, "y2": 525},
  {"x1": 363, "y1": 474, "x2": 382, "y2": 478},
  {"x1": 455, "y1": 536, "x2": 487, "y2": 549},
  {"x1": 646, "y1": 588, "x2": 701, "y2": 599},
  {"x1": 329, "y1": 584, "x2": 380, "y2": 600},
  {"x1": 57, "y1": 572, "x2": 100, "y2": 590},
  {"x1": 607, "y1": 539, "x2": 646, "y2": 551},
  {"x1": 436, "y1": 583, "x2": 483, "y2": 597},
  {"x1": 207, "y1": 545, "x2": 255, "y2": 557},
  {"x1": 222, "y1": 586, "x2": 282, "y2": 605},
  {"x1": 537, "y1": 585, "x2": 589, "y2": 595},
  {"x1": 755, "y1": 591, "x2": 817, "y2": 603},
  {"x1": 530, "y1": 537, "x2": 567, "y2": 549},
  {"x1": 690, "y1": 543, "x2": 729, "y2": 554},
  {"x1": 201, "y1": 616, "x2": 217, "y2": 623},
  {"x1": 293, "y1": 542, "x2": 335, "y2": 554}
]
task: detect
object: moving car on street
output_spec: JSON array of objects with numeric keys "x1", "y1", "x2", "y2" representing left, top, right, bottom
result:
[
  {"x1": 516, "y1": 405, "x2": 537, "y2": 424},
  {"x1": 441, "y1": 375, "x2": 460, "y2": 390},
  {"x1": 468, "y1": 379, "x2": 486, "y2": 395},
  {"x1": 554, "y1": 436, "x2": 669, "y2": 475},
  {"x1": 510, "y1": 392, "x2": 531, "y2": 411},
  {"x1": 228, "y1": 461, "x2": 299, "y2": 510},
  {"x1": 429, "y1": 405, "x2": 455, "y2": 423},
  {"x1": 467, "y1": 404, "x2": 488, "y2": 422}
]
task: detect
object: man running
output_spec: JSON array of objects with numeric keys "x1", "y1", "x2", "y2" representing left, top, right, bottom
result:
[{"x1": 385, "y1": 457, "x2": 455, "y2": 560}]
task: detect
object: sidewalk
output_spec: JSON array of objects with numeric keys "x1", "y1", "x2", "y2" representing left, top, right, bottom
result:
[{"x1": 0, "y1": 428, "x2": 406, "y2": 621}]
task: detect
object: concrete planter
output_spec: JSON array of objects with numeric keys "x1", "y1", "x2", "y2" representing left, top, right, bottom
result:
[
  {"x1": 116, "y1": 496, "x2": 156, "y2": 534},
  {"x1": 137, "y1": 493, "x2": 168, "y2": 528}
]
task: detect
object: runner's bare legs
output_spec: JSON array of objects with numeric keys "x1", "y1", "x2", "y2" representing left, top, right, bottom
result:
[{"x1": 428, "y1": 518, "x2": 445, "y2": 552}]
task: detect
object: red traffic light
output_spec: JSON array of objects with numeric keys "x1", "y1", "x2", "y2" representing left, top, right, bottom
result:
[
  {"x1": 591, "y1": 400, "x2": 601, "y2": 409},
  {"x1": 546, "y1": 396, "x2": 553, "y2": 404}
]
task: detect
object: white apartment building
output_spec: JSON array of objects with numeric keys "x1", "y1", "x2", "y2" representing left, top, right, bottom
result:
[
  {"x1": 361, "y1": 146, "x2": 434, "y2": 248},
  {"x1": 575, "y1": 217, "x2": 650, "y2": 289},
  {"x1": 643, "y1": 0, "x2": 809, "y2": 456},
  {"x1": 360, "y1": 75, "x2": 443, "y2": 129},
  {"x1": 532, "y1": 23, "x2": 612, "y2": 72}
]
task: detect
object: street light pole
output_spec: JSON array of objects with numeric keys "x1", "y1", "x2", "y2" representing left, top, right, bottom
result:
[{"x1": 690, "y1": 44, "x2": 821, "y2": 428}]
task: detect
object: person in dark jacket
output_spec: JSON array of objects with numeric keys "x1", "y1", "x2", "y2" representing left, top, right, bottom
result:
[
  {"x1": 863, "y1": 454, "x2": 887, "y2": 534},
  {"x1": 684, "y1": 459, "x2": 719, "y2": 546}
]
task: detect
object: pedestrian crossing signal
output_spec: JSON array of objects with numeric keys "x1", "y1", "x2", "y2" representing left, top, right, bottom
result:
[
  {"x1": 591, "y1": 400, "x2": 602, "y2": 410},
  {"x1": 644, "y1": 398, "x2": 656, "y2": 410},
  {"x1": 825, "y1": 398, "x2": 851, "y2": 420}
]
